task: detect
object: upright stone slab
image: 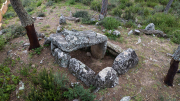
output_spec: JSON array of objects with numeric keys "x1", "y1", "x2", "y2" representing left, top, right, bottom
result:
[
  {"x1": 54, "y1": 48, "x2": 71, "y2": 68},
  {"x1": 112, "y1": 48, "x2": 138, "y2": 75},
  {"x1": 69, "y1": 58, "x2": 95, "y2": 86},
  {"x1": 91, "y1": 41, "x2": 107, "y2": 59},
  {"x1": 94, "y1": 67, "x2": 119, "y2": 88}
]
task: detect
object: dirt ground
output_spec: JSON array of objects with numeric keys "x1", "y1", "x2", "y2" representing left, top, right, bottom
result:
[{"x1": 1, "y1": 2, "x2": 180, "y2": 101}]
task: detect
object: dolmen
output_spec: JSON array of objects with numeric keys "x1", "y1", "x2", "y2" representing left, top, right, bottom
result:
[{"x1": 44, "y1": 28, "x2": 138, "y2": 89}]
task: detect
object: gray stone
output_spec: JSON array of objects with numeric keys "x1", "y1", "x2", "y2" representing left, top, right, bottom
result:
[
  {"x1": 145, "y1": 23, "x2": 155, "y2": 30},
  {"x1": 44, "y1": 37, "x2": 51, "y2": 45},
  {"x1": 128, "y1": 30, "x2": 133, "y2": 35},
  {"x1": 48, "y1": 29, "x2": 107, "y2": 53},
  {"x1": 118, "y1": 26, "x2": 122, "y2": 29},
  {"x1": 173, "y1": 45, "x2": 180, "y2": 61},
  {"x1": 95, "y1": 22, "x2": 99, "y2": 25},
  {"x1": 22, "y1": 50, "x2": 28, "y2": 54},
  {"x1": 57, "y1": 26, "x2": 63, "y2": 33},
  {"x1": 112, "y1": 30, "x2": 121, "y2": 36},
  {"x1": 71, "y1": 82, "x2": 80, "y2": 87},
  {"x1": 54, "y1": 48, "x2": 71, "y2": 68},
  {"x1": 73, "y1": 99, "x2": 79, "y2": 101},
  {"x1": 134, "y1": 29, "x2": 141, "y2": 35},
  {"x1": 136, "y1": 37, "x2": 141, "y2": 44},
  {"x1": 112, "y1": 48, "x2": 139, "y2": 75},
  {"x1": 69, "y1": 58, "x2": 95, "y2": 87},
  {"x1": 37, "y1": 17, "x2": 44, "y2": 20},
  {"x1": 102, "y1": 29, "x2": 106, "y2": 32},
  {"x1": 137, "y1": 24, "x2": 142, "y2": 28},
  {"x1": 90, "y1": 18, "x2": 96, "y2": 22},
  {"x1": 94, "y1": 67, "x2": 119, "y2": 88},
  {"x1": 120, "y1": 96, "x2": 131, "y2": 101},
  {"x1": 91, "y1": 41, "x2": 107, "y2": 59},
  {"x1": 38, "y1": 38, "x2": 42, "y2": 41},
  {"x1": 107, "y1": 41, "x2": 123, "y2": 56},
  {"x1": 0, "y1": 30, "x2": 2, "y2": 35},
  {"x1": 108, "y1": 30, "x2": 112, "y2": 34},
  {"x1": 23, "y1": 43, "x2": 30, "y2": 46},
  {"x1": 59, "y1": 15, "x2": 66, "y2": 25},
  {"x1": 99, "y1": 14, "x2": 104, "y2": 21}
]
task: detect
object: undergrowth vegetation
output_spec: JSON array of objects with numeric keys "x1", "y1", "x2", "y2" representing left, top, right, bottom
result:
[{"x1": 102, "y1": 17, "x2": 121, "y2": 30}]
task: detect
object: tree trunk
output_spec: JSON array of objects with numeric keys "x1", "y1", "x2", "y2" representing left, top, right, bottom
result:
[
  {"x1": 164, "y1": 59, "x2": 179, "y2": 86},
  {"x1": 101, "y1": 0, "x2": 108, "y2": 16},
  {"x1": 164, "y1": 0, "x2": 174, "y2": 14},
  {"x1": 25, "y1": 24, "x2": 40, "y2": 50},
  {"x1": 10, "y1": 0, "x2": 40, "y2": 50}
]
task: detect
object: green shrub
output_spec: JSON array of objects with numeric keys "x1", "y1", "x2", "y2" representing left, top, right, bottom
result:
[
  {"x1": 154, "y1": 5, "x2": 164, "y2": 12},
  {"x1": 0, "y1": 36, "x2": 5, "y2": 50},
  {"x1": 135, "y1": 0, "x2": 144, "y2": 2},
  {"x1": 112, "y1": 7, "x2": 123, "y2": 17},
  {"x1": 63, "y1": 85, "x2": 96, "y2": 101},
  {"x1": 147, "y1": 1, "x2": 158, "y2": 7},
  {"x1": 25, "y1": 7, "x2": 34, "y2": 13},
  {"x1": 46, "y1": 1, "x2": 54, "y2": 6},
  {"x1": 36, "y1": 1, "x2": 42, "y2": 7},
  {"x1": 22, "y1": 0, "x2": 31, "y2": 7},
  {"x1": 3, "y1": 12, "x2": 16, "y2": 18},
  {"x1": 171, "y1": 30, "x2": 180, "y2": 44},
  {"x1": 90, "y1": 0, "x2": 101, "y2": 12},
  {"x1": 123, "y1": 20, "x2": 136, "y2": 28},
  {"x1": 159, "y1": 0, "x2": 169, "y2": 5},
  {"x1": 102, "y1": 17, "x2": 121, "y2": 30},
  {"x1": 68, "y1": 0, "x2": 75, "y2": 5},
  {"x1": 30, "y1": 46, "x2": 43, "y2": 56},
  {"x1": 144, "y1": 8, "x2": 150, "y2": 16},
  {"x1": 37, "y1": 11, "x2": 46, "y2": 17},
  {"x1": 73, "y1": 11, "x2": 89, "y2": 18},
  {"x1": 75, "y1": 0, "x2": 93, "y2": 5},
  {"x1": 123, "y1": 8, "x2": 135, "y2": 20}
]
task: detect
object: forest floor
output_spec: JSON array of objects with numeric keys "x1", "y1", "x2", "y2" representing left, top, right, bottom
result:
[{"x1": 0, "y1": 2, "x2": 180, "y2": 101}]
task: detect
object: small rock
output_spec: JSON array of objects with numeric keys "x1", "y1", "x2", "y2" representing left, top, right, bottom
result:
[
  {"x1": 71, "y1": 82, "x2": 80, "y2": 87},
  {"x1": 23, "y1": 43, "x2": 30, "y2": 46},
  {"x1": 118, "y1": 26, "x2": 122, "y2": 29},
  {"x1": 31, "y1": 64, "x2": 36, "y2": 68},
  {"x1": 37, "y1": 17, "x2": 44, "y2": 20},
  {"x1": 19, "y1": 81, "x2": 24, "y2": 90},
  {"x1": 59, "y1": 15, "x2": 66, "y2": 25},
  {"x1": 22, "y1": 50, "x2": 28, "y2": 54},
  {"x1": 134, "y1": 29, "x2": 141, "y2": 35},
  {"x1": 102, "y1": 29, "x2": 106, "y2": 32},
  {"x1": 86, "y1": 52, "x2": 91, "y2": 57},
  {"x1": 0, "y1": 30, "x2": 2, "y2": 35},
  {"x1": 112, "y1": 30, "x2": 121, "y2": 36},
  {"x1": 32, "y1": 17, "x2": 36, "y2": 20},
  {"x1": 90, "y1": 18, "x2": 96, "y2": 22},
  {"x1": 38, "y1": 38, "x2": 42, "y2": 41},
  {"x1": 95, "y1": 22, "x2": 99, "y2": 26},
  {"x1": 7, "y1": 50, "x2": 12, "y2": 55},
  {"x1": 145, "y1": 23, "x2": 155, "y2": 30},
  {"x1": 73, "y1": 99, "x2": 79, "y2": 101},
  {"x1": 80, "y1": 25, "x2": 84, "y2": 28},
  {"x1": 137, "y1": 24, "x2": 142, "y2": 28},
  {"x1": 99, "y1": 14, "x2": 104, "y2": 21},
  {"x1": 136, "y1": 37, "x2": 141, "y2": 44},
  {"x1": 128, "y1": 30, "x2": 133, "y2": 35},
  {"x1": 99, "y1": 96, "x2": 104, "y2": 101},
  {"x1": 120, "y1": 96, "x2": 131, "y2": 101},
  {"x1": 57, "y1": 26, "x2": 63, "y2": 33},
  {"x1": 108, "y1": 30, "x2": 112, "y2": 34}
]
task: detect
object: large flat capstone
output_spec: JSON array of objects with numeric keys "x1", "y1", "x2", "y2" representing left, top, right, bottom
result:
[
  {"x1": 69, "y1": 58, "x2": 96, "y2": 87},
  {"x1": 48, "y1": 29, "x2": 107, "y2": 53},
  {"x1": 112, "y1": 48, "x2": 139, "y2": 75}
]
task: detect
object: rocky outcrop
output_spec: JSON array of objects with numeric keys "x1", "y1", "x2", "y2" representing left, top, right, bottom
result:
[
  {"x1": 112, "y1": 48, "x2": 139, "y2": 75},
  {"x1": 69, "y1": 58, "x2": 96, "y2": 87},
  {"x1": 94, "y1": 67, "x2": 119, "y2": 88}
]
